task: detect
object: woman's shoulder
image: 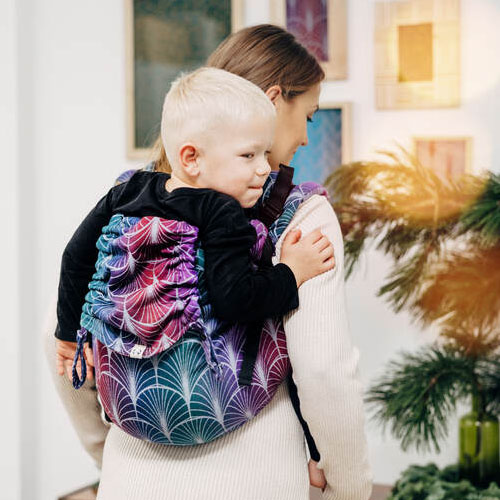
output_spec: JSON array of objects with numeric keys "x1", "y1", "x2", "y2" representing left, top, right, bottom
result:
[
  {"x1": 292, "y1": 193, "x2": 340, "y2": 227},
  {"x1": 279, "y1": 193, "x2": 344, "y2": 257}
]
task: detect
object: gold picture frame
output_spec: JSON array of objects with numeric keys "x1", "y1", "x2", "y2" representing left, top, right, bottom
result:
[
  {"x1": 125, "y1": 0, "x2": 245, "y2": 160},
  {"x1": 270, "y1": 0, "x2": 347, "y2": 80},
  {"x1": 375, "y1": 0, "x2": 460, "y2": 109},
  {"x1": 413, "y1": 136, "x2": 472, "y2": 179}
]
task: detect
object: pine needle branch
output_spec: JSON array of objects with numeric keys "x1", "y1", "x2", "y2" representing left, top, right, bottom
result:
[
  {"x1": 459, "y1": 172, "x2": 500, "y2": 246},
  {"x1": 365, "y1": 345, "x2": 476, "y2": 453}
]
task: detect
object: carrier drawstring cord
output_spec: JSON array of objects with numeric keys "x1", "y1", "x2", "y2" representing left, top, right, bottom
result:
[
  {"x1": 200, "y1": 330, "x2": 222, "y2": 380},
  {"x1": 72, "y1": 328, "x2": 88, "y2": 389}
]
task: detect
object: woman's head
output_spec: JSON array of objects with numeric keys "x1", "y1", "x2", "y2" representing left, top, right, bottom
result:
[{"x1": 153, "y1": 24, "x2": 324, "y2": 172}]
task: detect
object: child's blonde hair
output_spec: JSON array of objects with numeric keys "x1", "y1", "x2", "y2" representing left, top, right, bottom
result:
[{"x1": 161, "y1": 67, "x2": 276, "y2": 170}]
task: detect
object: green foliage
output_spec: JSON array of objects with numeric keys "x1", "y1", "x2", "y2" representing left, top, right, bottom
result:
[
  {"x1": 459, "y1": 173, "x2": 500, "y2": 246},
  {"x1": 388, "y1": 463, "x2": 500, "y2": 500},
  {"x1": 377, "y1": 246, "x2": 431, "y2": 313},
  {"x1": 365, "y1": 346, "x2": 476, "y2": 453},
  {"x1": 327, "y1": 150, "x2": 500, "y2": 454},
  {"x1": 473, "y1": 357, "x2": 500, "y2": 416},
  {"x1": 326, "y1": 152, "x2": 500, "y2": 320},
  {"x1": 366, "y1": 343, "x2": 500, "y2": 452}
]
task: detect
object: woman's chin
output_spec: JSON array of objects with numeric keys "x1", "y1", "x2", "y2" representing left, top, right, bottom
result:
[{"x1": 284, "y1": 153, "x2": 296, "y2": 166}]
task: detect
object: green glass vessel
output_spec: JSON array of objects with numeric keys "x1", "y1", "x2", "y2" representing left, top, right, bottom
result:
[{"x1": 459, "y1": 393, "x2": 500, "y2": 487}]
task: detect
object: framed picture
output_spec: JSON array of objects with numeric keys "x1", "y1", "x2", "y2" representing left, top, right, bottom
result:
[
  {"x1": 374, "y1": 0, "x2": 460, "y2": 109},
  {"x1": 125, "y1": 0, "x2": 245, "y2": 159},
  {"x1": 413, "y1": 136, "x2": 472, "y2": 179},
  {"x1": 270, "y1": 0, "x2": 347, "y2": 80},
  {"x1": 290, "y1": 102, "x2": 351, "y2": 185}
]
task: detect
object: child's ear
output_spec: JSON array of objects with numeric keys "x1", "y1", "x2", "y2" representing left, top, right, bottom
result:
[{"x1": 178, "y1": 144, "x2": 200, "y2": 178}]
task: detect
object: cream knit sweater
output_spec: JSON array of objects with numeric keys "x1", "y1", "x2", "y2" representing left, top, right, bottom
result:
[{"x1": 45, "y1": 194, "x2": 373, "y2": 500}]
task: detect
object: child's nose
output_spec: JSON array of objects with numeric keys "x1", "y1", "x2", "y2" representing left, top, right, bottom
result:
[{"x1": 257, "y1": 159, "x2": 271, "y2": 176}]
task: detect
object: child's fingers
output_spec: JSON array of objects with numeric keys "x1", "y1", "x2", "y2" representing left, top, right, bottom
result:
[
  {"x1": 320, "y1": 245, "x2": 335, "y2": 261},
  {"x1": 84, "y1": 344, "x2": 94, "y2": 367},
  {"x1": 302, "y1": 229, "x2": 324, "y2": 245},
  {"x1": 66, "y1": 352, "x2": 94, "y2": 383},
  {"x1": 85, "y1": 357, "x2": 94, "y2": 381},
  {"x1": 282, "y1": 228, "x2": 301, "y2": 246},
  {"x1": 314, "y1": 236, "x2": 333, "y2": 252},
  {"x1": 322, "y1": 257, "x2": 335, "y2": 272},
  {"x1": 64, "y1": 359, "x2": 72, "y2": 382},
  {"x1": 56, "y1": 343, "x2": 77, "y2": 359},
  {"x1": 56, "y1": 354, "x2": 65, "y2": 376}
]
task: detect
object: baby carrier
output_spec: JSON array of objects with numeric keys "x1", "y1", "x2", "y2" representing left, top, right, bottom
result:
[{"x1": 72, "y1": 164, "x2": 327, "y2": 445}]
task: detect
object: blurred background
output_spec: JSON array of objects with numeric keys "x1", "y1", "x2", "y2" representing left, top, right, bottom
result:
[{"x1": 2, "y1": 0, "x2": 500, "y2": 499}]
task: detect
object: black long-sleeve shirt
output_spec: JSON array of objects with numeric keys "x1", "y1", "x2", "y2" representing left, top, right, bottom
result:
[
  {"x1": 56, "y1": 168, "x2": 320, "y2": 461},
  {"x1": 56, "y1": 170, "x2": 299, "y2": 342}
]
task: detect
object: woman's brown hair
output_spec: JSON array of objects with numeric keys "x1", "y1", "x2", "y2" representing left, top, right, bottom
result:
[{"x1": 151, "y1": 24, "x2": 325, "y2": 173}]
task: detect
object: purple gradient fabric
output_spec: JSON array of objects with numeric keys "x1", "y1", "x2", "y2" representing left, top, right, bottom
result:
[{"x1": 83, "y1": 172, "x2": 328, "y2": 445}]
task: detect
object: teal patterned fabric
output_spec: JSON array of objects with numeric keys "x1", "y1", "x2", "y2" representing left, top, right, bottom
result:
[{"x1": 88, "y1": 168, "x2": 327, "y2": 445}]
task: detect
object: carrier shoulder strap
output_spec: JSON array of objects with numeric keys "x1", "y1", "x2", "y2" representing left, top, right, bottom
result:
[
  {"x1": 238, "y1": 164, "x2": 295, "y2": 387},
  {"x1": 257, "y1": 164, "x2": 295, "y2": 228}
]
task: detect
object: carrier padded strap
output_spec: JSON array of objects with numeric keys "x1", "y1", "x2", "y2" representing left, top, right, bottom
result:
[
  {"x1": 237, "y1": 321, "x2": 263, "y2": 386},
  {"x1": 258, "y1": 164, "x2": 295, "y2": 228},
  {"x1": 239, "y1": 165, "x2": 295, "y2": 387},
  {"x1": 258, "y1": 164, "x2": 295, "y2": 263}
]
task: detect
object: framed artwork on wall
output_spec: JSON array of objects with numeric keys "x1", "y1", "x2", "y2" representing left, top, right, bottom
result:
[
  {"x1": 374, "y1": 0, "x2": 460, "y2": 109},
  {"x1": 125, "y1": 0, "x2": 244, "y2": 159},
  {"x1": 290, "y1": 102, "x2": 351, "y2": 185},
  {"x1": 270, "y1": 0, "x2": 347, "y2": 80},
  {"x1": 413, "y1": 136, "x2": 472, "y2": 179}
]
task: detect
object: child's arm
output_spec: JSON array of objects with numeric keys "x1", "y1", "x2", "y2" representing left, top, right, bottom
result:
[
  {"x1": 56, "y1": 189, "x2": 116, "y2": 343},
  {"x1": 202, "y1": 194, "x2": 334, "y2": 323}
]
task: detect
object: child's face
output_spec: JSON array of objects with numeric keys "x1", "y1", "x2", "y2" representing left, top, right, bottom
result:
[{"x1": 197, "y1": 114, "x2": 274, "y2": 208}]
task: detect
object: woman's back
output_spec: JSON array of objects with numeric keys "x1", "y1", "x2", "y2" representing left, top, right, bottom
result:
[
  {"x1": 45, "y1": 193, "x2": 372, "y2": 500},
  {"x1": 97, "y1": 383, "x2": 309, "y2": 500}
]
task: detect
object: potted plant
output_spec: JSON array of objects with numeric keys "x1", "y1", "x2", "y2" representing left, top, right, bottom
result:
[{"x1": 325, "y1": 150, "x2": 500, "y2": 487}]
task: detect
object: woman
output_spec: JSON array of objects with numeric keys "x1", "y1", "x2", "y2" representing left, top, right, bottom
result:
[{"x1": 45, "y1": 24, "x2": 373, "y2": 500}]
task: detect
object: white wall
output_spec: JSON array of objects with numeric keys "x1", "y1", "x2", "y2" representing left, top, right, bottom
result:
[
  {"x1": 5, "y1": 0, "x2": 497, "y2": 498},
  {"x1": 34, "y1": 1, "x2": 137, "y2": 499},
  {"x1": 1, "y1": 0, "x2": 20, "y2": 499},
  {"x1": 321, "y1": 0, "x2": 500, "y2": 486}
]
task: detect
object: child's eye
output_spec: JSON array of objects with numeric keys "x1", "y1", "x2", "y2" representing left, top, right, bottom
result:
[
  {"x1": 307, "y1": 116, "x2": 313, "y2": 123},
  {"x1": 241, "y1": 153, "x2": 254, "y2": 159}
]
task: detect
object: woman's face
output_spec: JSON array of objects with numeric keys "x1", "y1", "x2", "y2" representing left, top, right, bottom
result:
[{"x1": 266, "y1": 83, "x2": 321, "y2": 170}]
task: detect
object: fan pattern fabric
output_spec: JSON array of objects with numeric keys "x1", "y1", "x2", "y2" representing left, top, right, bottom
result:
[
  {"x1": 90, "y1": 174, "x2": 327, "y2": 445},
  {"x1": 82, "y1": 215, "x2": 202, "y2": 359}
]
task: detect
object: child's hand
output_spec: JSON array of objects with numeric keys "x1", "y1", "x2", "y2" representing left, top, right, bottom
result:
[
  {"x1": 55, "y1": 338, "x2": 94, "y2": 383},
  {"x1": 308, "y1": 459, "x2": 327, "y2": 491},
  {"x1": 280, "y1": 228, "x2": 335, "y2": 287}
]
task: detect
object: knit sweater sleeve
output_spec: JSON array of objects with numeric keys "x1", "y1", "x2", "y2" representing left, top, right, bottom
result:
[{"x1": 272, "y1": 194, "x2": 373, "y2": 500}]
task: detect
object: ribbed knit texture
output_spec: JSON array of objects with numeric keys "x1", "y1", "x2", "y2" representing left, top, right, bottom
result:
[
  {"x1": 278, "y1": 195, "x2": 374, "y2": 500},
  {"x1": 44, "y1": 299, "x2": 110, "y2": 470},
  {"x1": 44, "y1": 194, "x2": 373, "y2": 500}
]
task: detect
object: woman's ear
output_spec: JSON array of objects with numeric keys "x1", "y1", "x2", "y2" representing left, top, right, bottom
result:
[
  {"x1": 265, "y1": 85, "x2": 284, "y2": 108},
  {"x1": 178, "y1": 143, "x2": 200, "y2": 178}
]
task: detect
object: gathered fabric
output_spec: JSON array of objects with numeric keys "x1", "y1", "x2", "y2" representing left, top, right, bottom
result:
[{"x1": 71, "y1": 167, "x2": 328, "y2": 447}]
